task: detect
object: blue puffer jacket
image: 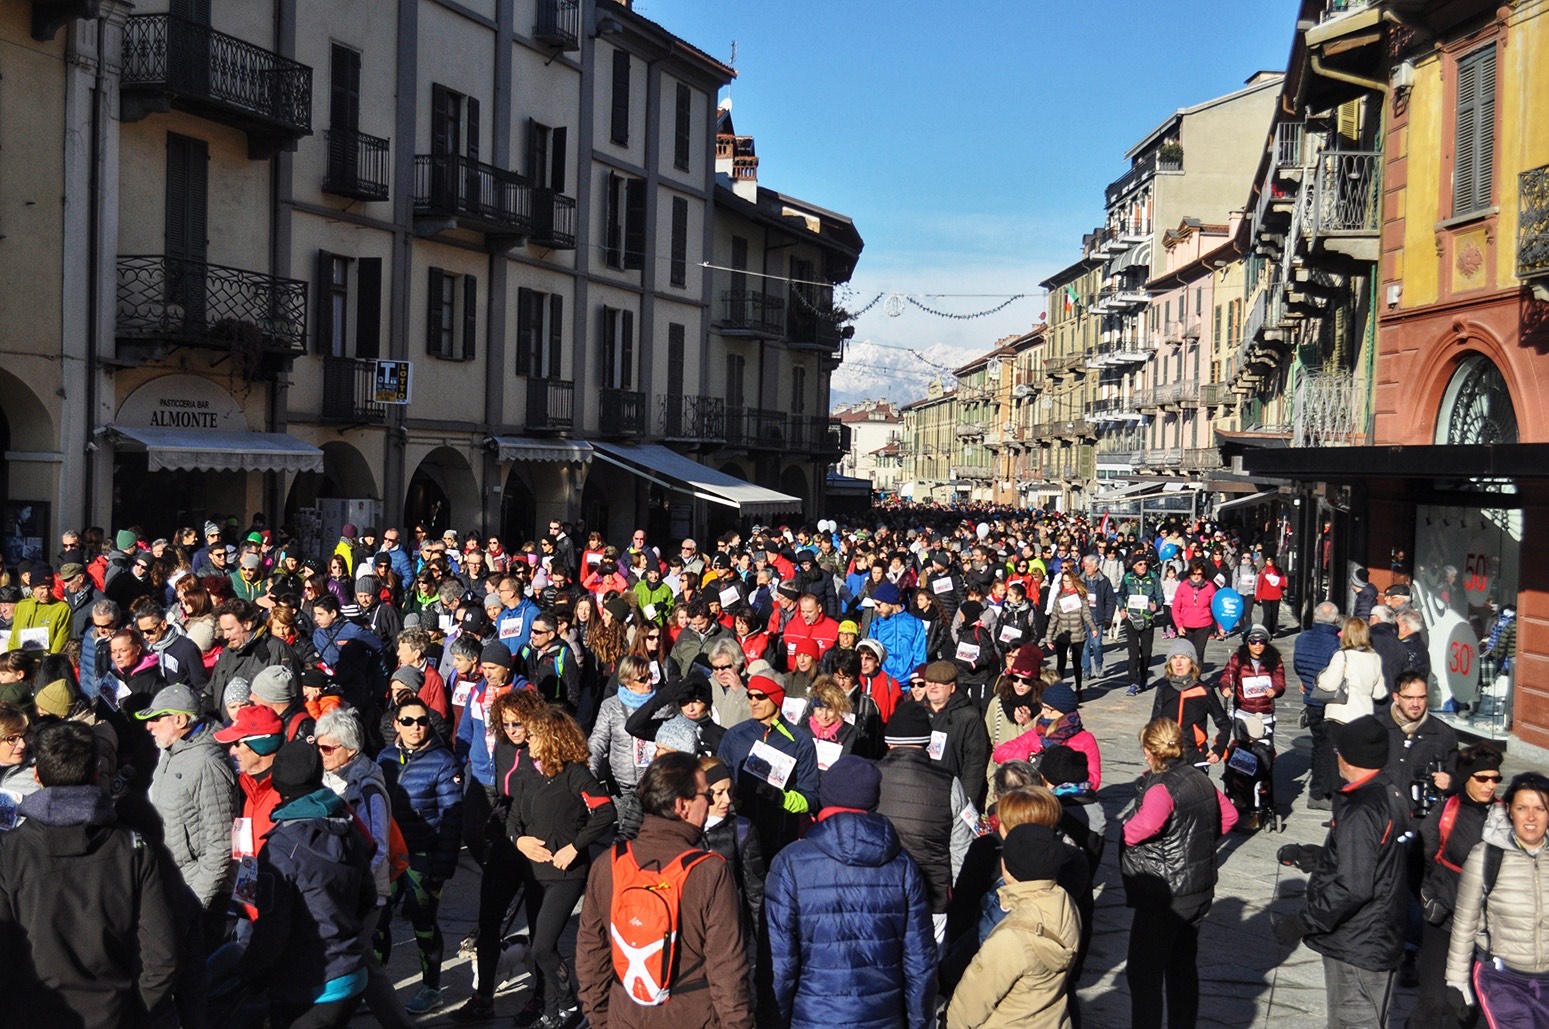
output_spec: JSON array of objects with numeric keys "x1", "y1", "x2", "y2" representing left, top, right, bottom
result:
[
  {"x1": 1294, "y1": 622, "x2": 1342, "y2": 705},
  {"x1": 243, "y1": 788, "x2": 377, "y2": 1003},
  {"x1": 378, "y1": 738, "x2": 463, "y2": 879},
  {"x1": 872, "y1": 611, "x2": 926, "y2": 684},
  {"x1": 765, "y1": 811, "x2": 937, "y2": 1029}
]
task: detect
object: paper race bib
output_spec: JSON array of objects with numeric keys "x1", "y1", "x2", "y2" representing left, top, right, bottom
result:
[
  {"x1": 959, "y1": 804, "x2": 980, "y2": 830},
  {"x1": 1127, "y1": 594, "x2": 1150, "y2": 612},
  {"x1": 719, "y1": 587, "x2": 741, "y2": 609},
  {"x1": 450, "y1": 679, "x2": 475, "y2": 707},
  {"x1": 1241, "y1": 674, "x2": 1274, "y2": 699},
  {"x1": 813, "y1": 738, "x2": 843, "y2": 771},
  {"x1": 955, "y1": 641, "x2": 981, "y2": 664},
  {"x1": 927, "y1": 730, "x2": 948, "y2": 761},
  {"x1": 0, "y1": 790, "x2": 20, "y2": 832},
  {"x1": 1058, "y1": 594, "x2": 1081, "y2": 614},
  {"x1": 648, "y1": 659, "x2": 662, "y2": 685},
  {"x1": 633, "y1": 736, "x2": 657, "y2": 767},
  {"x1": 231, "y1": 817, "x2": 256, "y2": 859},
  {"x1": 998, "y1": 624, "x2": 1022, "y2": 644},
  {"x1": 932, "y1": 577, "x2": 953, "y2": 595},
  {"x1": 643, "y1": 603, "x2": 657, "y2": 621},
  {"x1": 860, "y1": 596, "x2": 876, "y2": 608},
  {"x1": 781, "y1": 696, "x2": 808, "y2": 725},
  {"x1": 745, "y1": 739, "x2": 796, "y2": 789},
  {"x1": 1088, "y1": 595, "x2": 1097, "y2": 608},
  {"x1": 232, "y1": 855, "x2": 260, "y2": 906},
  {"x1": 499, "y1": 617, "x2": 523, "y2": 640},
  {"x1": 18, "y1": 627, "x2": 48, "y2": 651},
  {"x1": 1213, "y1": 574, "x2": 1227, "y2": 588},
  {"x1": 439, "y1": 613, "x2": 457, "y2": 634}
]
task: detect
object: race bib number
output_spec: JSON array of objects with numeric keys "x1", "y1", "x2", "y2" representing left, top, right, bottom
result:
[
  {"x1": 18, "y1": 627, "x2": 48, "y2": 651},
  {"x1": 633, "y1": 736, "x2": 656, "y2": 767},
  {"x1": 932, "y1": 577, "x2": 953, "y2": 595},
  {"x1": 781, "y1": 696, "x2": 808, "y2": 725},
  {"x1": 499, "y1": 617, "x2": 523, "y2": 640},
  {"x1": 643, "y1": 603, "x2": 657, "y2": 621},
  {"x1": 998, "y1": 624, "x2": 1022, "y2": 644},
  {"x1": 1213, "y1": 574, "x2": 1227, "y2": 588},
  {"x1": 1227, "y1": 747, "x2": 1260, "y2": 777},
  {"x1": 719, "y1": 587, "x2": 741, "y2": 609},
  {"x1": 439, "y1": 614, "x2": 457, "y2": 634},
  {"x1": 813, "y1": 738, "x2": 843, "y2": 771},
  {"x1": 1241, "y1": 674, "x2": 1273, "y2": 699},
  {"x1": 1058, "y1": 594, "x2": 1081, "y2": 614},
  {"x1": 648, "y1": 660, "x2": 662, "y2": 685},
  {"x1": 745, "y1": 739, "x2": 796, "y2": 789},
  {"x1": 232, "y1": 855, "x2": 260, "y2": 906},
  {"x1": 955, "y1": 641, "x2": 981, "y2": 664},
  {"x1": 230, "y1": 817, "x2": 255, "y2": 859},
  {"x1": 450, "y1": 680, "x2": 475, "y2": 707},
  {"x1": 860, "y1": 596, "x2": 875, "y2": 608},
  {"x1": 0, "y1": 790, "x2": 19, "y2": 832},
  {"x1": 1088, "y1": 595, "x2": 1097, "y2": 608},
  {"x1": 927, "y1": 730, "x2": 948, "y2": 761},
  {"x1": 1127, "y1": 595, "x2": 1149, "y2": 612}
]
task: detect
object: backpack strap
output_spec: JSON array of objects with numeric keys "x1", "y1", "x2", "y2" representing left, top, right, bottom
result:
[
  {"x1": 1480, "y1": 842, "x2": 1504, "y2": 904},
  {"x1": 1433, "y1": 796, "x2": 1464, "y2": 873}
]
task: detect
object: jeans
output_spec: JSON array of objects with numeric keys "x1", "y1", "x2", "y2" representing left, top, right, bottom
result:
[
  {"x1": 1126, "y1": 897, "x2": 1209, "y2": 1028},
  {"x1": 1323, "y1": 956, "x2": 1394, "y2": 1029},
  {"x1": 1082, "y1": 628, "x2": 1103, "y2": 679},
  {"x1": 530, "y1": 876, "x2": 587, "y2": 1016},
  {"x1": 1126, "y1": 621, "x2": 1155, "y2": 686}
]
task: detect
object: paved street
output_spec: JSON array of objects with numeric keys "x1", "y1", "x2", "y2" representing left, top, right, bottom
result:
[{"x1": 375, "y1": 626, "x2": 1525, "y2": 1026}]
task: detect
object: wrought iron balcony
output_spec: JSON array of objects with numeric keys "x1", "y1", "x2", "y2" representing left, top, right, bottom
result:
[
  {"x1": 413, "y1": 154, "x2": 533, "y2": 239},
  {"x1": 1518, "y1": 164, "x2": 1549, "y2": 282},
  {"x1": 788, "y1": 415, "x2": 816, "y2": 452},
  {"x1": 815, "y1": 420, "x2": 849, "y2": 458},
  {"x1": 1200, "y1": 382, "x2": 1233, "y2": 408},
  {"x1": 952, "y1": 465, "x2": 994, "y2": 482},
  {"x1": 116, "y1": 255, "x2": 307, "y2": 355},
  {"x1": 658, "y1": 394, "x2": 725, "y2": 442},
  {"x1": 599, "y1": 388, "x2": 647, "y2": 438},
  {"x1": 530, "y1": 189, "x2": 577, "y2": 249},
  {"x1": 323, "y1": 129, "x2": 390, "y2": 202},
  {"x1": 787, "y1": 287, "x2": 844, "y2": 354},
  {"x1": 718, "y1": 290, "x2": 785, "y2": 337},
  {"x1": 526, "y1": 377, "x2": 574, "y2": 433},
  {"x1": 1105, "y1": 152, "x2": 1157, "y2": 207},
  {"x1": 1274, "y1": 121, "x2": 1308, "y2": 175},
  {"x1": 321, "y1": 356, "x2": 387, "y2": 424},
  {"x1": 1309, "y1": 150, "x2": 1381, "y2": 261},
  {"x1": 120, "y1": 14, "x2": 313, "y2": 159},
  {"x1": 723, "y1": 405, "x2": 749, "y2": 447},
  {"x1": 746, "y1": 409, "x2": 788, "y2": 449},
  {"x1": 532, "y1": 0, "x2": 580, "y2": 51},
  {"x1": 1182, "y1": 447, "x2": 1224, "y2": 472}
]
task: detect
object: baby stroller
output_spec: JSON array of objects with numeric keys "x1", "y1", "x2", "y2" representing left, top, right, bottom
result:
[{"x1": 1222, "y1": 711, "x2": 1279, "y2": 833}]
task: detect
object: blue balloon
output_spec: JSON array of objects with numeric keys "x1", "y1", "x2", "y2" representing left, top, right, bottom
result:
[
  {"x1": 1212, "y1": 587, "x2": 1246, "y2": 632},
  {"x1": 1158, "y1": 542, "x2": 1180, "y2": 561}
]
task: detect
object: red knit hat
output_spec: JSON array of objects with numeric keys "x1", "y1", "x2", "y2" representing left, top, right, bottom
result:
[{"x1": 747, "y1": 674, "x2": 786, "y2": 708}]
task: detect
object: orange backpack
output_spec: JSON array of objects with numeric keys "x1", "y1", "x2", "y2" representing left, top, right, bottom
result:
[{"x1": 608, "y1": 841, "x2": 720, "y2": 1006}]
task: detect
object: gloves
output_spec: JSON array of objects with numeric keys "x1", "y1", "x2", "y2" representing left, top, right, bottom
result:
[
  {"x1": 1447, "y1": 984, "x2": 1473, "y2": 1017},
  {"x1": 1271, "y1": 913, "x2": 1306, "y2": 947},
  {"x1": 1277, "y1": 843, "x2": 1322, "y2": 873}
]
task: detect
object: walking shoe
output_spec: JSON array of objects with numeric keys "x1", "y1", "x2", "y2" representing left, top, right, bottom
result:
[
  {"x1": 1306, "y1": 795, "x2": 1332, "y2": 811},
  {"x1": 1126, "y1": 683, "x2": 1143, "y2": 697},
  {"x1": 533, "y1": 1005, "x2": 581, "y2": 1029},
  {"x1": 449, "y1": 996, "x2": 496, "y2": 1023},
  {"x1": 406, "y1": 987, "x2": 445, "y2": 1015},
  {"x1": 511, "y1": 994, "x2": 545, "y2": 1028}
]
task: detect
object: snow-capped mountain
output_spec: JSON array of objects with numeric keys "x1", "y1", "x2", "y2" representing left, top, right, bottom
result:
[{"x1": 830, "y1": 338, "x2": 984, "y2": 407}]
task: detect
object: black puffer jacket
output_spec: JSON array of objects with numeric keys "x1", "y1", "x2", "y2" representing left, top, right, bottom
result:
[
  {"x1": 875, "y1": 746, "x2": 957, "y2": 914},
  {"x1": 1120, "y1": 761, "x2": 1221, "y2": 909},
  {"x1": 1300, "y1": 771, "x2": 1412, "y2": 972},
  {"x1": 702, "y1": 812, "x2": 767, "y2": 940},
  {"x1": 1419, "y1": 794, "x2": 1496, "y2": 923},
  {"x1": 928, "y1": 691, "x2": 990, "y2": 808}
]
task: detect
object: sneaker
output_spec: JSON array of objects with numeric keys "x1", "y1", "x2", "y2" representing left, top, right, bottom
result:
[
  {"x1": 1306, "y1": 795, "x2": 1332, "y2": 812},
  {"x1": 1126, "y1": 683, "x2": 1143, "y2": 697},
  {"x1": 512, "y1": 994, "x2": 545, "y2": 1028},
  {"x1": 533, "y1": 1006, "x2": 581, "y2": 1029},
  {"x1": 405, "y1": 987, "x2": 445, "y2": 1015},
  {"x1": 449, "y1": 996, "x2": 496, "y2": 1023}
]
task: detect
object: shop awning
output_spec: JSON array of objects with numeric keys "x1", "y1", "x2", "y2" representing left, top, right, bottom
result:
[
  {"x1": 108, "y1": 425, "x2": 323, "y2": 474},
  {"x1": 1214, "y1": 490, "x2": 1283, "y2": 515},
  {"x1": 590, "y1": 442, "x2": 801, "y2": 517},
  {"x1": 1242, "y1": 443, "x2": 1549, "y2": 481},
  {"x1": 489, "y1": 436, "x2": 593, "y2": 463}
]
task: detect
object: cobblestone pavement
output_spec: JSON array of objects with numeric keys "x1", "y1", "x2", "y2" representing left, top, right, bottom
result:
[{"x1": 373, "y1": 627, "x2": 1529, "y2": 1026}]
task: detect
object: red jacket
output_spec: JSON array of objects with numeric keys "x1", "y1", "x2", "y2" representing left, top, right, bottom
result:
[
  {"x1": 781, "y1": 614, "x2": 840, "y2": 663},
  {"x1": 738, "y1": 629, "x2": 771, "y2": 666},
  {"x1": 237, "y1": 770, "x2": 282, "y2": 855},
  {"x1": 862, "y1": 671, "x2": 902, "y2": 724},
  {"x1": 1255, "y1": 567, "x2": 1286, "y2": 602},
  {"x1": 1217, "y1": 652, "x2": 1286, "y2": 715}
]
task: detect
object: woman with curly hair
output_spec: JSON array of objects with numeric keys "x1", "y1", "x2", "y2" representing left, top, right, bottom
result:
[
  {"x1": 507, "y1": 706, "x2": 615, "y2": 1028},
  {"x1": 911, "y1": 588, "x2": 952, "y2": 661}
]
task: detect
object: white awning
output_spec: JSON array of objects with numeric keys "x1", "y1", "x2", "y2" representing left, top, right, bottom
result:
[
  {"x1": 108, "y1": 425, "x2": 323, "y2": 474},
  {"x1": 1215, "y1": 490, "x2": 1282, "y2": 515},
  {"x1": 590, "y1": 442, "x2": 802, "y2": 517},
  {"x1": 490, "y1": 436, "x2": 593, "y2": 463}
]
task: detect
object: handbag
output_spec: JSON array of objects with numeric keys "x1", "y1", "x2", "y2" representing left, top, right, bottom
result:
[{"x1": 1308, "y1": 654, "x2": 1350, "y2": 707}]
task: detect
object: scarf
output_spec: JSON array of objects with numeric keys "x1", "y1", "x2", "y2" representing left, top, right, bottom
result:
[
  {"x1": 1391, "y1": 701, "x2": 1428, "y2": 737},
  {"x1": 1039, "y1": 709, "x2": 1084, "y2": 744},
  {"x1": 618, "y1": 686, "x2": 656, "y2": 712},
  {"x1": 807, "y1": 715, "x2": 842, "y2": 741}
]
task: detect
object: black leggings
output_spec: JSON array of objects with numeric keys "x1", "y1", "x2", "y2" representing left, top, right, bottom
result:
[
  {"x1": 1126, "y1": 622, "x2": 1155, "y2": 685},
  {"x1": 1183, "y1": 626, "x2": 1213, "y2": 672},
  {"x1": 1126, "y1": 898, "x2": 1209, "y2": 1029},
  {"x1": 1053, "y1": 633, "x2": 1086, "y2": 693},
  {"x1": 380, "y1": 868, "x2": 444, "y2": 990},
  {"x1": 474, "y1": 836, "x2": 540, "y2": 999},
  {"x1": 530, "y1": 876, "x2": 587, "y2": 1016},
  {"x1": 1260, "y1": 599, "x2": 1281, "y2": 636}
]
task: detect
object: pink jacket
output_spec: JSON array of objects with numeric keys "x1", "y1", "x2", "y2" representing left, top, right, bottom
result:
[
  {"x1": 992, "y1": 725, "x2": 1103, "y2": 790},
  {"x1": 1171, "y1": 578, "x2": 1218, "y2": 631}
]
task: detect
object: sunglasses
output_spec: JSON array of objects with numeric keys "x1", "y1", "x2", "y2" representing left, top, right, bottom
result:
[
  {"x1": 746, "y1": 692, "x2": 770, "y2": 702},
  {"x1": 397, "y1": 716, "x2": 430, "y2": 727},
  {"x1": 501, "y1": 721, "x2": 524, "y2": 730},
  {"x1": 711, "y1": 663, "x2": 734, "y2": 672},
  {"x1": 1011, "y1": 673, "x2": 1038, "y2": 684},
  {"x1": 317, "y1": 743, "x2": 342, "y2": 755},
  {"x1": 1472, "y1": 773, "x2": 1504, "y2": 784}
]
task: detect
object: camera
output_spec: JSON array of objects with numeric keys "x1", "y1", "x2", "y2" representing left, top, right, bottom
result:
[{"x1": 1410, "y1": 755, "x2": 1446, "y2": 818}]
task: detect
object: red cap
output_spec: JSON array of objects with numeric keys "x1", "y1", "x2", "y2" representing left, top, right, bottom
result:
[
  {"x1": 212, "y1": 704, "x2": 285, "y2": 745},
  {"x1": 747, "y1": 674, "x2": 786, "y2": 708},
  {"x1": 1009, "y1": 643, "x2": 1045, "y2": 678},
  {"x1": 792, "y1": 638, "x2": 820, "y2": 660}
]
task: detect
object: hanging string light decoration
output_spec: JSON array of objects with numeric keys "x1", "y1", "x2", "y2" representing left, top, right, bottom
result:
[{"x1": 903, "y1": 295, "x2": 1027, "y2": 320}]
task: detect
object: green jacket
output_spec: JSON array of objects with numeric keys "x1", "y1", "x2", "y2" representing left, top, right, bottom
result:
[
  {"x1": 6, "y1": 598, "x2": 71, "y2": 653},
  {"x1": 1118, "y1": 570, "x2": 1165, "y2": 628}
]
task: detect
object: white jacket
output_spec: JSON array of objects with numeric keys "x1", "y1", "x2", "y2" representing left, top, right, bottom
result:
[{"x1": 1318, "y1": 648, "x2": 1387, "y2": 723}]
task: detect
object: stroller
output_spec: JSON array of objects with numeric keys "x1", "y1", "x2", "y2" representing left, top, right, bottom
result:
[{"x1": 1221, "y1": 711, "x2": 1280, "y2": 833}]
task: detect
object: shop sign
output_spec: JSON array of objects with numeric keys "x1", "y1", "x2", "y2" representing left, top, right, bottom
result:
[
  {"x1": 373, "y1": 360, "x2": 413, "y2": 405},
  {"x1": 116, "y1": 375, "x2": 247, "y2": 432}
]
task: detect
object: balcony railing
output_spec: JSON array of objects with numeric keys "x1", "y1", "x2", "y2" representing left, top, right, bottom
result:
[
  {"x1": 746, "y1": 409, "x2": 788, "y2": 448},
  {"x1": 1321, "y1": 0, "x2": 1374, "y2": 20},
  {"x1": 787, "y1": 286, "x2": 844, "y2": 353},
  {"x1": 815, "y1": 420, "x2": 849, "y2": 457},
  {"x1": 1144, "y1": 448, "x2": 1182, "y2": 468},
  {"x1": 952, "y1": 465, "x2": 993, "y2": 482},
  {"x1": 599, "y1": 388, "x2": 647, "y2": 437},
  {"x1": 121, "y1": 14, "x2": 312, "y2": 157},
  {"x1": 321, "y1": 356, "x2": 386, "y2": 423},
  {"x1": 1200, "y1": 382, "x2": 1233, "y2": 408},
  {"x1": 413, "y1": 154, "x2": 532, "y2": 237},
  {"x1": 323, "y1": 129, "x2": 390, "y2": 202},
  {"x1": 1311, "y1": 150, "x2": 1381, "y2": 236},
  {"x1": 1105, "y1": 152, "x2": 1158, "y2": 206},
  {"x1": 658, "y1": 394, "x2": 725, "y2": 442},
  {"x1": 1182, "y1": 447, "x2": 1224, "y2": 472},
  {"x1": 530, "y1": 189, "x2": 577, "y2": 249},
  {"x1": 718, "y1": 289, "x2": 785, "y2": 337},
  {"x1": 116, "y1": 255, "x2": 307, "y2": 355},
  {"x1": 526, "y1": 377, "x2": 573, "y2": 432},
  {"x1": 532, "y1": 0, "x2": 580, "y2": 50},
  {"x1": 1518, "y1": 165, "x2": 1549, "y2": 281},
  {"x1": 788, "y1": 415, "x2": 815, "y2": 452}
]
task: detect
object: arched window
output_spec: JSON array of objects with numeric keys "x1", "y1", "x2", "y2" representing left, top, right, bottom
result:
[{"x1": 1434, "y1": 354, "x2": 1517, "y2": 446}]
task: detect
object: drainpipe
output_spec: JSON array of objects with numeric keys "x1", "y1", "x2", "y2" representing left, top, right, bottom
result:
[{"x1": 1308, "y1": 53, "x2": 1390, "y2": 96}]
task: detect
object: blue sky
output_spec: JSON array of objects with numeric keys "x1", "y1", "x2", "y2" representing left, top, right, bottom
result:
[{"x1": 638, "y1": 0, "x2": 1300, "y2": 402}]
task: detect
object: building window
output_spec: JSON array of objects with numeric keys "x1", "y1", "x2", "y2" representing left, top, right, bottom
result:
[
  {"x1": 605, "y1": 172, "x2": 646, "y2": 271},
  {"x1": 316, "y1": 251, "x2": 350, "y2": 357},
  {"x1": 426, "y1": 267, "x2": 476, "y2": 360},
  {"x1": 601, "y1": 305, "x2": 635, "y2": 389},
  {"x1": 667, "y1": 323, "x2": 685, "y2": 396},
  {"x1": 516, "y1": 287, "x2": 563, "y2": 378},
  {"x1": 673, "y1": 82, "x2": 692, "y2": 170},
  {"x1": 1435, "y1": 353, "x2": 1516, "y2": 446},
  {"x1": 1453, "y1": 43, "x2": 1497, "y2": 217},
  {"x1": 669, "y1": 196, "x2": 688, "y2": 287},
  {"x1": 726, "y1": 353, "x2": 746, "y2": 409},
  {"x1": 610, "y1": 48, "x2": 631, "y2": 145},
  {"x1": 527, "y1": 119, "x2": 567, "y2": 191}
]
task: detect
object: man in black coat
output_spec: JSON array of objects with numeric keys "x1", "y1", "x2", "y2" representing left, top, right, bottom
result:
[
  {"x1": 1382, "y1": 671, "x2": 1459, "y2": 823},
  {"x1": 1367, "y1": 606, "x2": 1410, "y2": 693},
  {"x1": 0, "y1": 721, "x2": 180, "y2": 1028},
  {"x1": 1273, "y1": 717, "x2": 1411, "y2": 1029},
  {"x1": 920, "y1": 660, "x2": 990, "y2": 808}
]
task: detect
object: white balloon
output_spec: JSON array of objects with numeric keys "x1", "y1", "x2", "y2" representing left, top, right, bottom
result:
[{"x1": 976, "y1": 522, "x2": 990, "y2": 540}]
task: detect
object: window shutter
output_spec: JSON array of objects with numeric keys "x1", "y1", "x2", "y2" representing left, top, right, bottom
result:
[
  {"x1": 516, "y1": 287, "x2": 535, "y2": 375},
  {"x1": 602, "y1": 306, "x2": 617, "y2": 388},
  {"x1": 165, "y1": 133, "x2": 209, "y2": 264},
  {"x1": 667, "y1": 323, "x2": 685, "y2": 396},
  {"x1": 426, "y1": 267, "x2": 446, "y2": 356},
  {"x1": 1473, "y1": 46, "x2": 1496, "y2": 215},
  {"x1": 462, "y1": 274, "x2": 478, "y2": 360},
  {"x1": 547, "y1": 294, "x2": 563, "y2": 380},
  {"x1": 670, "y1": 196, "x2": 688, "y2": 287},
  {"x1": 465, "y1": 96, "x2": 480, "y2": 163},
  {"x1": 527, "y1": 117, "x2": 542, "y2": 186},
  {"x1": 314, "y1": 249, "x2": 334, "y2": 355},
  {"x1": 674, "y1": 82, "x2": 691, "y2": 169},
  {"x1": 621, "y1": 309, "x2": 634, "y2": 390},
  {"x1": 1453, "y1": 54, "x2": 1478, "y2": 215},
  {"x1": 624, "y1": 177, "x2": 647, "y2": 271},
  {"x1": 356, "y1": 258, "x2": 381, "y2": 359},
  {"x1": 611, "y1": 48, "x2": 631, "y2": 145},
  {"x1": 430, "y1": 84, "x2": 455, "y2": 157},
  {"x1": 605, "y1": 172, "x2": 623, "y2": 268},
  {"x1": 551, "y1": 127, "x2": 568, "y2": 193}
]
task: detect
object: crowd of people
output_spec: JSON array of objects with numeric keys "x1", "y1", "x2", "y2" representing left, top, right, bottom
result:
[{"x1": 0, "y1": 507, "x2": 1543, "y2": 1029}]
